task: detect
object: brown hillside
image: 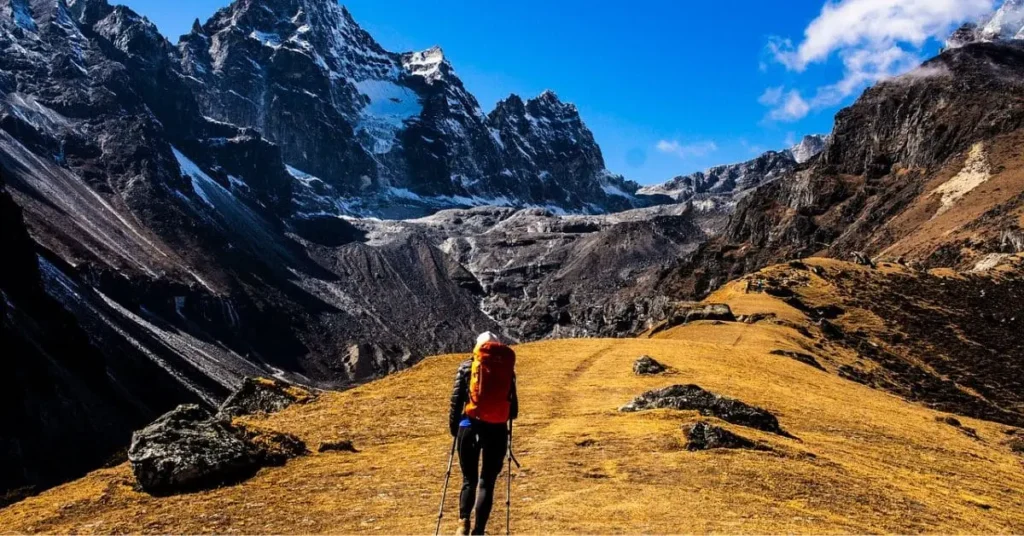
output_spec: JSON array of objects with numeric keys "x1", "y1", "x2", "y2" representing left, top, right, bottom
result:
[{"x1": 2, "y1": 260, "x2": 1023, "y2": 534}]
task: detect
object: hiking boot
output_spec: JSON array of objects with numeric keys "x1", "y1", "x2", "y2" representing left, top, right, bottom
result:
[{"x1": 455, "y1": 518, "x2": 471, "y2": 536}]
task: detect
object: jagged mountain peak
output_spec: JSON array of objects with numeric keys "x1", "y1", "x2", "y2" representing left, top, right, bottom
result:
[
  {"x1": 399, "y1": 45, "x2": 450, "y2": 82},
  {"x1": 947, "y1": 0, "x2": 1024, "y2": 48},
  {"x1": 527, "y1": 89, "x2": 579, "y2": 115},
  {"x1": 786, "y1": 134, "x2": 830, "y2": 164},
  {"x1": 639, "y1": 135, "x2": 828, "y2": 204}
]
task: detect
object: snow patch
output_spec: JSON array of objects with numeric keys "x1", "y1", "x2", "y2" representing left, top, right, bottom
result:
[
  {"x1": 353, "y1": 79, "x2": 422, "y2": 154},
  {"x1": 173, "y1": 147, "x2": 217, "y2": 207},
  {"x1": 402, "y1": 46, "x2": 446, "y2": 81},
  {"x1": 601, "y1": 183, "x2": 634, "y2": 199},
  {"x1": 249, "y1": 30, "x2": 282, "y2": 49}
]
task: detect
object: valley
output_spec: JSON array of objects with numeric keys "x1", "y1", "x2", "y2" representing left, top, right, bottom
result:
[{"x1": 3, "y1": 0, "x2": 1024, "y2": 523}]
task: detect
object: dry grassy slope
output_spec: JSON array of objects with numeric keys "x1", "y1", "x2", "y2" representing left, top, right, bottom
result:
[{"x1": 2, "y1": 262, "x2": 1024, "y2": 534}]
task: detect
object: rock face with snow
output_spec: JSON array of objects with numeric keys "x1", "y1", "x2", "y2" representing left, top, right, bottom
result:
[
  {"x1": 178, "y1": 0, "x2": 648, "y2": 216},
  {"x1": 639, "y1": 150, "x2": 797, "y2": 204},
  {"x1": 947, "y1": 0, "x2": 1024, "y2": 49},
  {"x1": 638, "y1": 134, "x2": 827, "y2": 205},
  {"x1": 786, "y1": 134, "x2": 830, "y2": 164}
]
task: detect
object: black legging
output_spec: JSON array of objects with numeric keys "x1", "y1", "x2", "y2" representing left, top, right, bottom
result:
[{"x1": 457, "y1": 420, "x2": 508, "y2": 534}]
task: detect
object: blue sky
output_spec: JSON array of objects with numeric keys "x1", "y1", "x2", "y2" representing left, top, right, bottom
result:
[{"x1": 120, "y1": 0, "x2": 994, "y2": 185}]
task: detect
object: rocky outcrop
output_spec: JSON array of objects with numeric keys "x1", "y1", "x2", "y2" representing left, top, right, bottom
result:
[
  {"x1": 633, "y1": 355, "x2": 667, "y2": 375},
  {"x1": 218, "y1": 378, "x2": 316, "y2": 418},
  {"x1": 648, "y1": 304, "x2": 736, "y2": 335},
  {"x1": 128, "y1": 405, "x2": 260, "y2": 494},
  {"x1": 685, "y1": 422, "x2": 767, "y2": 451},
  {"x1": 620, "y1": 384, "x2": 792, "y2": 437},
  {"x1": 769, "y1": 350, "x2": 825, "y2": 371},
  {"x1": 128, "y1": 404, "x2": 305, "y2": 495},
  {"x1": 824, "y1": 42, "x2": 1024, "y2": 178},
  {"x1": 318, "y1": 439, "x2": 358, "y2": 454}
]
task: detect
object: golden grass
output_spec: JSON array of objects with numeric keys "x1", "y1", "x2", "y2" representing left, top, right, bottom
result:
[{"x1": 2, "y1": 262, "x2": 1024, "y2": 534}]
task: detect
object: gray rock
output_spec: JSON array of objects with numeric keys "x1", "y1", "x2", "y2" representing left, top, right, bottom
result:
[
  {"x1": 128, "y1": 405, "x2": 259, "y2": 495},
  {"x1": 648, "y1": 303, "x2": 736, "y2": 335},
  {"x1": 633, "y1": 355, "x2": 667, "y2": 375},
  {"x1": 318, "y1": 440, "x2": 358, "y2": 454},
  {"x1": 671, "y1": 304, "x2": 736, "y2": 325},
  {"x1": 685, "y1": 422, "x2": 767, "y2": 451},
  {"x1": 769, "y1": 350, "x2": 826, "y2": 371},
  {"x1": 621, "y1": 384, "x2": 793, "y2": 438},
  {"x1": 218, "y1": 378, "x2": 316, "y2": 418},
  {"x1": 851, "y1": 252, "x2": 875, "y2": 268}
]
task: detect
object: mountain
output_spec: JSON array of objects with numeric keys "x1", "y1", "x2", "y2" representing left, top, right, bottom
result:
[
  {"x1": 947, "y1": 0, "x2": 1024, "y2": 48},
  {"x1": 636, "y1": 134, "x2": 828, "y2": 204},
  {"x1": 662, "y1": 39, "x2": 1024, "y2": 313},
  {"x1": 0, "y1": 0, "x2": 686, "y2": 498},
  {"x1": 786, "y1": 134, "x2": 830, "y2": 164},
  {"x1": 176, "y1": 0, "x2": 647, "y2": 217},
  {"x1": 3, "y1": 258, "x2": 1022, "y2": 533}
]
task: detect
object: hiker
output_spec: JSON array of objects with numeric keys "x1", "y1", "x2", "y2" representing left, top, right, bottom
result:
[{"x1": 448, "y1": 332, "x2": 519, "y2": 536}]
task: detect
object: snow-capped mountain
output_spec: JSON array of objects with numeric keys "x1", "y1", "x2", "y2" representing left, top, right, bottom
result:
[
  {"x1": 177, "y1": 0, "x2": 646, "y2": 216},
  {"x1": 786, "y1": 134, "x2": 830, "y2": 164},
  {"x1": 947, "y1": 0, "x2": 1024, "y2": 49},
  {"x1": 637, "y1": 135, "x2": 828, "y2": 204}
]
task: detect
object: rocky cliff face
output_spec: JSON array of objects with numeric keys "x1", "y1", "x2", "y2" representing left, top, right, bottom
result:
[
  {"x1": 0, "y1": 170, "x2": 201, "y2": 504},
  {"x1": 662, "y1": 40, "x2": 1024, "y2": 298}
]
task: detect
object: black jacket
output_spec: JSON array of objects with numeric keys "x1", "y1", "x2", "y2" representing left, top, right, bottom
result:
[{"x1": 449, "y1": 359, "x2": 518, "y2": 437}]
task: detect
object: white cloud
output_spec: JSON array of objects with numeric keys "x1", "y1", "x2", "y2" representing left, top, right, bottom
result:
[
  {"x1": 777, "y1": 0, "x2": 994, "y2": 71},
  {"x1": 762, "y1": 0, "x2": 995, "y2": 120},
  {"x1": 758, "y1": 86, "x2": 785, "y2": 106},
  {"x1": 656, "y1": 140, "x2": 718, "y2": 159},
  {"x1": 766, "y1": 90, "x2": 812, "y2": 122}
]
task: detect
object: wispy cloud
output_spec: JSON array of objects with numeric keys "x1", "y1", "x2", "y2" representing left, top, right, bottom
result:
[
  {"x1": 760, "y1": 88, "x2": 811, "y2": 122},
  {"x1": 655, "y1": 140, "x2": 719, "y2": 159},
  {"x1": 761, "y1": 0, "x2": 995, "y2": 122}
]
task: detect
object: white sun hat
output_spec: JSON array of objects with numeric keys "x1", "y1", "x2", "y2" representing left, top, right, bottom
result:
[{"x1": 476, "y1": 331, "x2": 502, "y2": 347}]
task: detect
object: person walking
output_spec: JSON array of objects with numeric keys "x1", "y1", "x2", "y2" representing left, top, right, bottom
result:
[{"x1": 448, "y1": 332, "x2": 518, "y2": 535}]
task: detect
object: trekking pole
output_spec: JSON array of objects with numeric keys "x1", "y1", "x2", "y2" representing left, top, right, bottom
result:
[
  {"x1": 434, "y1": 435, "x2": 458, "y2": 536},
  {"x1": 505, "y1": 420, "x2": 521, "y2": 535}
]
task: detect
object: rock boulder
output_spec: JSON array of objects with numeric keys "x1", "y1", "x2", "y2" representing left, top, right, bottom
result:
[
  {"x1": 129, "y1": 404, "x2": 307, "y2": 495},
  {"x1": 621, "y1": 384, "x2": 793, "y2": 437},
  {"x1": 218, "y1": 378, "x2": 316, "y2": 418},
  {"x1": 633, "y1": 355, "x2": 668, "y2": 375},
  {"x1": 128, "y1": 405, "x2": 259, "y2": 495},
  {"x1": 685, "y1": 422, "x2": 767, "y2": 451}
]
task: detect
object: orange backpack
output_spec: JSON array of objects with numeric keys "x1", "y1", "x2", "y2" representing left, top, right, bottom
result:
[{"x1": 464, "y1": 341, "x2": 516, "y2": 424}]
